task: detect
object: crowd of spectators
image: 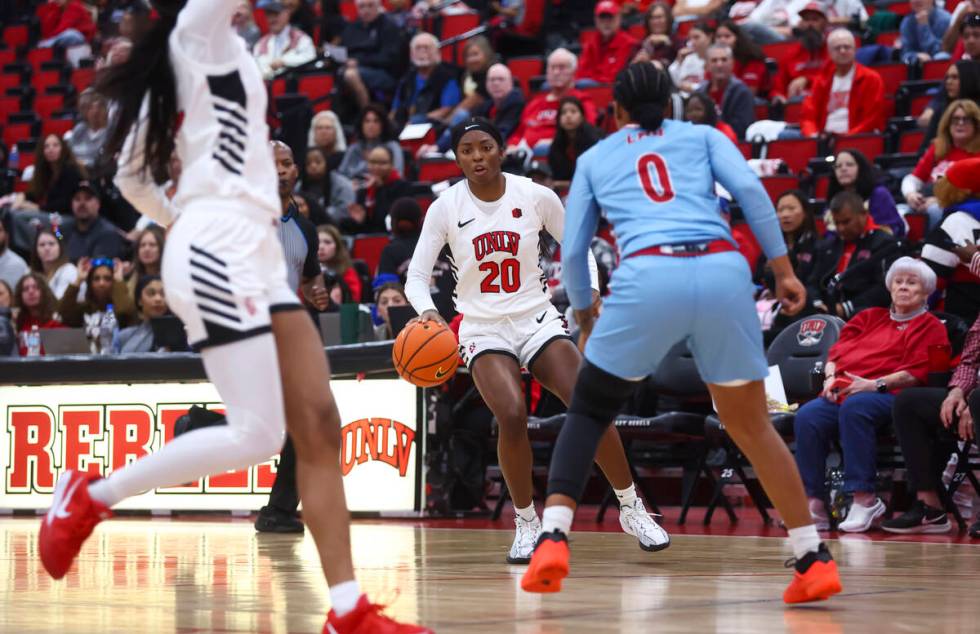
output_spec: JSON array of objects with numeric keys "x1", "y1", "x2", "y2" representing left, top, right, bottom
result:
[{"x1": 0, "y1": 0, "x2": 979, "y2": 534}]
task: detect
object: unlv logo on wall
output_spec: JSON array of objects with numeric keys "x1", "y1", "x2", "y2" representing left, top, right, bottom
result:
[
  {"x1": 340, "y1": 418, "x2": 416, "y2": 477},
  {"x1": 797, "y1": 318, "x2": 827, "y2": 347}
]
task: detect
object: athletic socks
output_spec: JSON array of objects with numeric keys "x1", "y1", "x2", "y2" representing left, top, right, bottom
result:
[
  {"x1": 515, "y1": 504, "x2": 538, "y2": 523},
  {"x1": 614, "y1": 484, "x2": 637, "y2": 508},
  {"x1": 541, "y1": 505, "x2": 574, "y2": 535},
  {"x1": 787, "y1": 524, "x2": 822, "y2": 560},
  {"x1": 329, "y1": 580, "x2": 362, "y2": 617}
]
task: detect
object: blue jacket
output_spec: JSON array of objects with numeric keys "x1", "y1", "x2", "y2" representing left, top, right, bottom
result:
[{"x1": 900, "y1": 9, "x2": 952, "y2": 63}]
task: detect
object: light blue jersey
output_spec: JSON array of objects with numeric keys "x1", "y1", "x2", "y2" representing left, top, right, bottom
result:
[
  {"x1": 563, "y1": 120, "x2": 786, "y2": 311},
  {"x1": 562, "y1": 120, "x2": 788, "y2": 384}
]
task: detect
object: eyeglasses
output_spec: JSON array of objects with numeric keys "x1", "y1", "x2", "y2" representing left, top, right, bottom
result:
[
  {"x1": 965, "y1": 13, "x2": 980, "y2": 26},
  {"x1": 91, "y1": 257, "x2": 114, "y2": 269},
  {"x1": 951, "y1": 115, "x2": 977, "y2": 125}
]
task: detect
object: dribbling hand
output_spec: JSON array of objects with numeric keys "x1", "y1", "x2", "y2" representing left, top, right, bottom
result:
[{"x1": 414, "y1": 309, "x2": 447, "y2": 327}]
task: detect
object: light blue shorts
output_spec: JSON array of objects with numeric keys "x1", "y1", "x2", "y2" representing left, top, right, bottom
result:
[{"x1": 584, "y1": 251, "x2": 769, "y2": 385}]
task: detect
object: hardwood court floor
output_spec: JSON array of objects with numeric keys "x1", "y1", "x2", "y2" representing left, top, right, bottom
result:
[{"x1": 2, "y1": 516, "x2": 978, "y2": 633}]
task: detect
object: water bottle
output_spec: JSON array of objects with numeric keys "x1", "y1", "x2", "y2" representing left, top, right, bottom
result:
[
  {"x1": 8, "y1": 144, "x2": 18, "y2": 171},
  {"x1": 100, "y1": 304, "x2": 117, "y2": 354},
  {"x1": 26, "y1": 325, "x2": 41, "y2": 357},
  {"x1": 810, "y1": 361, "x2": 825, "y2": 393}
]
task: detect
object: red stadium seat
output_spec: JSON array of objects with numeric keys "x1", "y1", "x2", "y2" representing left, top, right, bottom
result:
[
  {"x1": 676, "y1": 20, "x2": 694, "y2": 38},
  {"x1": 737, "y1": 141, "x2": 753, "y2": 160},
  {"x1": 351, "y1": 234, "x2": 391, "y2": 276},
  {"x1": 0, "y1": 95, "x2": 20, "y2": 124},
  {"x1": 909, "y1": 93, "x2": 932, "y2": 117},
  {"x1": 835, "y1": 134, "x2": 885, "y2": 162},
  {"x1": 418, "y1": 157, "x2": 463, "y2": 182},
  {"x1": 875, "y1": 31, "x2": 900, "y2": 47},
  {"x1": 26, "y1": 48, "x2": 55, "y2": 74},
  {"x1": 339, "y1": 2, "x2": 358, "y2": 21},
  {"x1": 871, "y1": 63, "x2": 908, "y2": 97},
  {"x1": 578, "y1": 84, "x2": 613, "y2": 113},
  {"x1": 42, "y1": 117, "x2": 74, "y2": 138},
  {"x1": 298, "y1": 74, "x2": 334, "y2": 104},
  {"x1": 3, "y1": 25, "x2": 29, "y2": 49},
  {"x1": 33, "y1": 93, "x2": 65, "y2": 120},
  {"x1": 761, "y1": 175, "x2": 800, "y2": 203},
  {"x1": 783, "y1": 100, "x2": 804, "y2": 124},
  {"x1": 31, "y1": 70, "x2": 63, "y2": 93},
  {"x1": 0, "y1": 49, "x2": 16, "y2": 67},
  {"x1": 765, "y1": 138, "x2": 818, "y2": 174},
  {"x1": 813, "y1": 174, "x2": 830, "y2": 199},
  {"x1": 271, "y1": 78, "x2": 288, "y2": 99},
  {"x1": 3, "y1": 122, "x2": 33, "y2": 147},
  {"x1": 905, "y1": 212, "x2": 929, "y2": 244},
  {"x1": 507, "y1": 56, "x2": 543, "y2": 96},
  {"x1": 0, "y1": 72, "x2": 22, "y2": 93},
  {"x1": 884, "y1": 0, "x2": 912, "y2": 15},
  {"x1": 71, "y1": 67, "x2": 95, "y2": 93},
  {"x1": 440, "y1": 11, "x2": 480, "y2": 40},
  {"x1": 761, "y1": 41, "x2": 799, "y2": 61},
  {"x1": 899, "y1": 129, "x2": 925, "y2": 153},
  {"x1": 754, "y1": 101, "x2": 770, "y2": 122},
  {"x1": 922, "y1": 59, "x2": 953, "y2": 81}
]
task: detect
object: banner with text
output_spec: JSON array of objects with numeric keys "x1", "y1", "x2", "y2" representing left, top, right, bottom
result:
[{"x1": 0, "y1": 380, "x2": 421, "y2": 513}]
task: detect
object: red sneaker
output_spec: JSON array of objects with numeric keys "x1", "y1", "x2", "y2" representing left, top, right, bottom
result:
[
  {"x1": 324, "y1": 595, "x2": 432, "y2": 633},
  {"x1": 783, "y1": 543, "x2": 843, "y2": 604},
  {"x1": 520, "y1": 530, "x2": 570, "y2": 594},
  {"x1": 38, "y1": 471, "x2": 112, "y2": 580}
]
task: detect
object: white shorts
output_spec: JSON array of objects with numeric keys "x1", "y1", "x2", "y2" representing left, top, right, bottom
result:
[
  {"x1": 162, "y1": 211, "x2": 300, "y2": 351},
  {"x1": 457, "y1": 304, "x2": 571, "y2": 372}
]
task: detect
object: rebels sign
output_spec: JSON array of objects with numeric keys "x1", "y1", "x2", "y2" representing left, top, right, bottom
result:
[{"x1": 1, "y1": 380, "x2": 421, "y2": 512}]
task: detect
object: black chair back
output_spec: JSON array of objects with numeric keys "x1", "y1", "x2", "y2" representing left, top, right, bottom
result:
[
  {"x1": 766, "y1": 315, "x2": 845, "y2": 403},
  {"x1": 931, "y1": 311, "x2": 970, "y2": 356},
  {"x1": 650, "y1": 341, "x2": 708, "y2": 398}
]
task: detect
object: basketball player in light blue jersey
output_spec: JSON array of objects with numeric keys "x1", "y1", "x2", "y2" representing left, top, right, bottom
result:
[{"x1": 521, "y1": 63, "x2": 843, "y2": 604}]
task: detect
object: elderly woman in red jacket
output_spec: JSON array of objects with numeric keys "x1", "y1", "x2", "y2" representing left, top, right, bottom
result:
[{"x1": 794, "y1": 257, "x2": 949, "y2": 533}]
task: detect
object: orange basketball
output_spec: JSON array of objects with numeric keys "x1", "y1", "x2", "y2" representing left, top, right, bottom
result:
[{"x1": 392, "y1": 320, "x2": 459, "y2": 387}]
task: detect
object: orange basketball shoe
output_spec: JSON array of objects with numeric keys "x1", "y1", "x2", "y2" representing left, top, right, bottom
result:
[
  {"x1": 520, "y1": 530, "x2": 570, "y2": 593},
  {"x1": 324, "y1": 595, "x2": 432, "y2": 633},
  {"x1": 783, "y1": 543, "x2": 843, "y2": 604},
  {"x1": 39, "y1": 471, "x2": 112, "y2": 579}
]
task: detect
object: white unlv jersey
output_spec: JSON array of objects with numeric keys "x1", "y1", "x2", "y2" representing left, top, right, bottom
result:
[
  {"x1": 405, "y1": 173, "x2": 596, "y2": 321},
  {"x1": 167, "y1": 1, "x2": 279, "y2": 222}
]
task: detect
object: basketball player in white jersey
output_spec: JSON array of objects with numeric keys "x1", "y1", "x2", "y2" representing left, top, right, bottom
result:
[
  {"x1": 405, "y1": 118, "x2": 670, "y2": 563},
  {"x1": 36, "y1": 2, "x2": 428, "y2": 631}
]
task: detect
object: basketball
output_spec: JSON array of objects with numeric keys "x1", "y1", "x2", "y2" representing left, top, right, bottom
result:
[{"x1": 392, "y1": 320, "x2": 459, "y2": 387}]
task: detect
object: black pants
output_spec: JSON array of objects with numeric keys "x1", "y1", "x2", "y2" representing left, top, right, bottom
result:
[
  {"x1": 892, "y1": 387, "x2": 963, "y2": 493},
  {"x1": 266, "y1": 435, "x2": 299, "y2": 514}
]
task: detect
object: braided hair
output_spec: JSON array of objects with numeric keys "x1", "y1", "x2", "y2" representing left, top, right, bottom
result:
[{"x1": 612, "y1": 63, "x2": 672, "y2": 133}]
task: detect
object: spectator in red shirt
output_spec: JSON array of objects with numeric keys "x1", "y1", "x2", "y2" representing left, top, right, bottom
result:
[
  {"x1": 576, "y1": 1, "x2": 639, "y2": 86},
  {"x1": 771, "y1": 3, "x2": 831, "y2": 103},
  {"x1": 799, "y1": 29, "x2": 886, "y2": 137},
  {"x1": 714, "y1": 19, "x2": 770, "y2": 96},
  {"x1": 794, "y1": 257, "x2": 949, "y2": 532},
  {"x1": 13, "y1": 272, "x2": 65, "y2": 356},
  {"x1": 506, "y1": 48, "x2": 598, "y2": 152},
  {"x1": 903, "y1": 99, "x2": 980, "y2": 227},
  {"x1": 37, "y1": 0, "x2": 96, "y2": 48}
]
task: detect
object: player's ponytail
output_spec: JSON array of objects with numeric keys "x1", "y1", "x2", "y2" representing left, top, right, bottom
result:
[
  {"x1": 613, "y1": 63, "x2": 671, "y2": 133},
  {"x1": 98, "y1": 1, "x2": 184, "y2": 184}
]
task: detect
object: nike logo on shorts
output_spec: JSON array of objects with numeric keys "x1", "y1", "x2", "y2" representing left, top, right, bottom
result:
[
  {"x1": 535, "y1": 311, "x2": 547, "y2": 324},
  {"x1": 458, "y1": 218, "x2": 475, "y2": 228}
]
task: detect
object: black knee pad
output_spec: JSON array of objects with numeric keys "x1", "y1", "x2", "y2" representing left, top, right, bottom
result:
[{"x1": 568, "y1": 361, "x2": 635, "y2": 423}]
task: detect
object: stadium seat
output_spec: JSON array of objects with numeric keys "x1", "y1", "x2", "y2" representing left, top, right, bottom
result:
[
  {"x1": 921, "y1": 59, "x2": 953, "y2": 81},
  {"x1": 898, "y1": 128, "x2": 925, "y2": 153},
  {"x1": 871, "y1": 63, "x2": 909, "y2": 97},
  {"x1": 3, "y1": 25, "x2": 30, "y2": 49},
  {"x1": 875, "y1": 31, "x2": 900, "y2": 47},
  {"x1": 440, "y1": 11, "x2": 480, "y2": 40},
  {"x1": 271, "y1": 78, "x2": 288, "y2": 100},
  {"x1": 835, "y1": 134, "x2": 885, "y2": 162},
  {"x1": 0, "y1": 72, "x2": 22, "y2": 94},
  {"x1": 33, "y1": 93, "x2": 65, "y2": 120},
  {"x1": 32, "y1": 69, "x2": 64, "y2": 93},
  {"x1": 0, "y1": 95, "x2": 20, "y2": 124},
  {"x1": 765, "y1": 138, "x2": 818, "y2": 173},
  {"x1": 27, "y1": 48, "x2": 56, "y2": 74},
  {"x1": 350, "y1": 233, "x2": 391, "y2": 276},
  {"x1": 813, "y1": 173, "x2": 830, "y2": 199},
  {"x1": 737, "y1": 141, "x2": 753, "y2": 160},
  {"x1": 339, "y1": 2, "x2": 358, "y2": 21},
  {"x1": 578, "y1": 84, "x2": 613, "y2": 113},
  {"x1": 783, "y1": 100, "x2": 803, "y2": 124},
  {"x1": 895, "y1": 79, "x2": 941, "y2": 117},
  {"x1": 297, "y1": 73, "x2": 334, "y2": 110},
  {"x1": 507, "y1": 56, "x2": 543, "y2": 96},
  {"x1": 70, "y1": 67, "x2": 96, "y2": 94},
  {"x1": 760, "y1": 175, "x2": 801, "y2": 202},
  {"x1": 42, "y1": 117, "x2": 74, "y2": 138},
  {"x1": 418, "y1": 157, "x2": 462, "y2": 182},
  {"x1": 0, "y1": 49, "x2": 16, "y2": 67},
  {"x1": 754, "y1": 100, "x2": 770, "y2": 122}
]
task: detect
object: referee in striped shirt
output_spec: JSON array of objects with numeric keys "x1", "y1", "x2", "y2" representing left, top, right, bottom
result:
[{"x1": 255, "y1": 142, "x2": 330, "y2": 533}]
